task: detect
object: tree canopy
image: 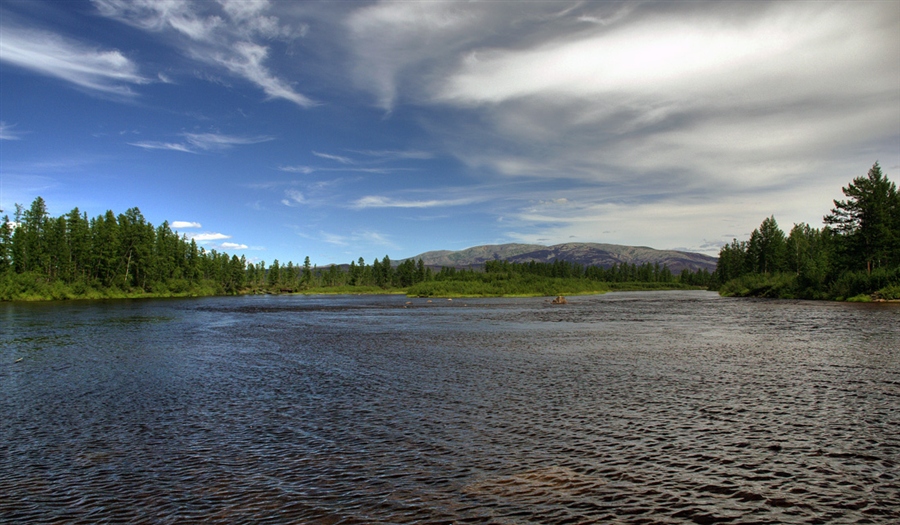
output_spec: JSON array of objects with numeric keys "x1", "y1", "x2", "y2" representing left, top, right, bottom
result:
[
  {"x1": 716, "y1": 162, "x2": 899, "y2": 300},
  {"x1": 824, "y1": 162, "x2": 900, "y2": 273}
]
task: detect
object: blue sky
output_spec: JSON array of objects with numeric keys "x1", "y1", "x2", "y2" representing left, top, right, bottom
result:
[{"x1": 1, "y1": 0, "x2": 898, "y2": 265}]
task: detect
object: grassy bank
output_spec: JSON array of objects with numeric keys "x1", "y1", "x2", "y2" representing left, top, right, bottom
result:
[
  {"x1": 405, "y1": 279, "x2": 704, "y2": 298},
  {"x1": 1, "y1": 271, "x2": 708, "y2": 302},
  {"x1": 0, "y1": 272, "x2": 225, "y2": 301},
  {"x1": 716, "y1": 268, "x2": 900, "y2": 301}
]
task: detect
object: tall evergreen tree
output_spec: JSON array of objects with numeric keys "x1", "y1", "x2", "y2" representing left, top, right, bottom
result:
[
  {"x1": 824, "y1": 162, "x2": 899, "y2": 273},
  {"x1": 15, "y1": 197, "x2": 50, "y2": 274},
  {"x1": 92, "y1": 210, "x2": 121, "y2": 285},
  {"x1": 67, "y1": 209, "x2": 91, "y2": 282},
  {"x1": 0, "y1": 216, "x2": 12, "y2": 274},
  {"x1": 746, "y1": 216, "x2": 787, "y2": 275},
  {"x1": 301, "y1": 256, "x2": 312, "y2": 286}
]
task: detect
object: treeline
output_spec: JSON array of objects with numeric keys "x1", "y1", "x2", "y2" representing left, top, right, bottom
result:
[
  {"x1": 713, "y1": 162, "x2": 900, "y2": 300},
  {"x1": 247, "y1": 255, "x2": 433, "y2": 291},
  {"x1": 0, "y1": 197, "x2": 712, "y2": 300},
  {"x1": 0, "y1": 197, "x2": 442, "y2": 300},
  {"x1": 401, "y1": 259, "x2": 712, "y2": 297},
  {"x1": 0, "y1": 198, "x2": 250, "y2": 300},
  {"x1": 482, "y1": 259, "x2": 714, "y2": 286}
]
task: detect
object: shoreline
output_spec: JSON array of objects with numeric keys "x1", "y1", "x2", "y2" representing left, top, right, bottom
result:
[{"x1": 1, "y1": 283, "x2": 711, "y2": 303}]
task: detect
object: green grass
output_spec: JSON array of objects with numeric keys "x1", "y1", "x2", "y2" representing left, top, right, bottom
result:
[
  {"x1": 0, "y1": 273, "x2": 224, "y2": 302},
  {"x1": 2, "y1": 271, "x2": 707, "y2": 302}
]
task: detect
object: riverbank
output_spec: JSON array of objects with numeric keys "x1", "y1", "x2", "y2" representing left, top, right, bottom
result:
[
  {"x1": 0, "y1": 274, "x2": 704, "y2": 302},
  {"x1": 716, "y1": 270, "x2": 900, "y2": 302}
]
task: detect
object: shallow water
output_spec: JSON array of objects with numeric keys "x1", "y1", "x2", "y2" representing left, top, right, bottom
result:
[{"x1": 1, "y1": 291, "x2": 898, "y2": 524}]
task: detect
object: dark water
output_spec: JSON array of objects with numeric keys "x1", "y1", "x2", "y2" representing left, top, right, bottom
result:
[{"x1": 1, "y1": 291, "x2": 898, "y2": 524}]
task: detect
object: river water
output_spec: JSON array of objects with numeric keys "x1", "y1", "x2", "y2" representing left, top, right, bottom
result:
[{"x1": 1, "y1": 290, "x2": 898, "y2": 524}]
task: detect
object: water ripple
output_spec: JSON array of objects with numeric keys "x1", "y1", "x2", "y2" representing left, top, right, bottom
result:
[{"x1": 1, "y1": 291, "x2": 898, "y2": 523}]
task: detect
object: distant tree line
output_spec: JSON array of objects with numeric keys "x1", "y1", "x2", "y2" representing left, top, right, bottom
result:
[
  {"x1": 714, "y1": 162, "x2": 900, "y2": 300},
  {"x1": 481, "y1": 259, "x2": 713, "y2": 286},
  {"x1": 401, "y1": 259, "x2": 712, "y2": 297},
  {"x1": 0, "y1": 198, "x2": 712, "y2": 301}
]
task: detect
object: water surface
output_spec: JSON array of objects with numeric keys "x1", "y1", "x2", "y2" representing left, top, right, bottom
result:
[{"x1": 1, "y1": 291, "x2": 898, "y2": 523}]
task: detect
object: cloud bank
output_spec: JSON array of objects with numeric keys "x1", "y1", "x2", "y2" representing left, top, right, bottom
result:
[{"x1": 341, "y1": 1, "x2": 899, "y2": 251}]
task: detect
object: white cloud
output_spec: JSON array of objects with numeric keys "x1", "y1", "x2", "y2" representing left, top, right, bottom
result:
[
  {"x1": 0, "y1": 122, "x2": 21, "y2": 140},
  {"x1": 312, "y1": 151, "x2": 353, "y2": 164},
  {"x1": 395, "y1": 0, "x2": 899, "y2": 238},
  {"x1": 93, "y1": 0, "x2": 315, "y2": 107},
  {"x1": 128, "y1": 141, "x2": 196, "y2": 153},
  {"x1": 278, "y1": 165, "x2": 315, "y2": 175},
  {"x1": 189, "y1": 232, "x2": 231, "y2": 241},
  {"x1": 345, "y1": 0, "x2": 485, "y2": 110},
  {"x1": 184, "y1": 132, "x2": 273, "y2": 150},
  {"x1": 220, "y1": 241, "x2": 248, "y2": 250},
  {"x1": 0, "y1": 24, "x2": 148, "y2": 96},
  {"x1": 479, "y1": 174, "x2": 854, "y2": 255},
  {"x1": 213, "y1": 41, "x2": 316, "y2": 107},
  {"x1": 129, "y1": 132, "x2": 272, "y2": 153},
  {"x1": 339, "y1": 4, "x2": 894, "y2": 254},
  {"x1": 281, "y1": 189, "x2": 305, "y2": 206},
  {"x1": 278, "y1": 165, "x2": 398, "y2": 175},
  {"x1": 352, "y1": 195, "x2": 476, "y2": 209},
  {"x1": 436, "y1": 15, "x2": 802, "y2": 105},
  {"x1": 172, "y1": 221, "x2": 202, "y2": 229},
  {"x1": 354, "y1": 149, "x2": 435, "y2": 160}
]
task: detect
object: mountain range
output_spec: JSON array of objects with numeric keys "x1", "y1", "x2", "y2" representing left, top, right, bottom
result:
[{"x1": 406, "y1": 243, "x2": 718, "y2": 273}]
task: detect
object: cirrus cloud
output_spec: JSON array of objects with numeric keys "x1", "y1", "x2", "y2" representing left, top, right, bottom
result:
[
  {"x1": 0, "y1": 22, "x2": 149, "y2": 97},
  {"x1": 129, "y1": 132, "x2": 273, "y2": 153},
  {"x1": 0, "y1": 122, "x2": 22, "y2": 140},
  {"x1": 352, "y1": 195, "x2": 477, "y2": 209},
  {"x1": 281, "y1": 189, "x2": 305, "y2": 207},
  {"x1": 93, "y1": 0, "x2": 316, "y2": 107}
]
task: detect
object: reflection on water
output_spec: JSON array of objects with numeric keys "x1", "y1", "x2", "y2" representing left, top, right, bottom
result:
[{"x1": 1, "y1": 291, "x2": 898, "y2": 524}]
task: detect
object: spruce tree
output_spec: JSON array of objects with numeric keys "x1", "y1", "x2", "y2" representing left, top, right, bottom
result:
[{"x1": 824, "y1": 162, "x2": 899, "y2": 273}]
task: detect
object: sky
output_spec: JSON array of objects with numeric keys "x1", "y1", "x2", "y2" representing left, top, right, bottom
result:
[{"x1": 1, "y1": 0, "x2": 898, "y2": 265}]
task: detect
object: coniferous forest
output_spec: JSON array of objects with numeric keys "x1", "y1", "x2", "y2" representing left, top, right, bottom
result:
[
  {"x1": 1, "y1": 163, "x2": 896, "y2": 301},
  {"x1": 0, "y1": 199, "x2": 709, "y2": 301},
  {"x1": 714, "y1": 162, "x2": 900, "y2": 301}
]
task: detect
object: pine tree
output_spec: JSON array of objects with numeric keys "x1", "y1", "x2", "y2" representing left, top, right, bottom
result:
[
  {"x1": 0, "y1": 215, "x2": 12, "y2": 274},
  {"x1": 746, "y1": 216, "x2": 786, "y2": 275},
  {"x1": 302, "y1": 256, "x2": 312, "y2": 286},
  {"x1": 824, "y1": 162, "x2": 899, "y2": 273}
]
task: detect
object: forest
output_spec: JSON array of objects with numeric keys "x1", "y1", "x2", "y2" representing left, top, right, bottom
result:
[
  {"x1": 714, "y1": 162, "x2": 900, "y2": 301},
  {"x1": 0, "y1": 198, "x2": 708, "y2": 301}
]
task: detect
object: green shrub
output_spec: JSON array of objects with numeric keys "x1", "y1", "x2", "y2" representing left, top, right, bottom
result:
[{"x1": 876, "y1": 284, "x2": 900, "y2": 300}]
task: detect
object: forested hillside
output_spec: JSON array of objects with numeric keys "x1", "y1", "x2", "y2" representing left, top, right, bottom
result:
[
  {"x1": 714, "y1": 162, "x2": 900, "y2": 300},
  {"x1": 409, "y1": 243, "x2": 717, "y2": 273}
]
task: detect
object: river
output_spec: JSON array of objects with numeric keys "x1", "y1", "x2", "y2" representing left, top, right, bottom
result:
[{"x1": 1, "y1": 290, "x2": 898, "y2": 524}]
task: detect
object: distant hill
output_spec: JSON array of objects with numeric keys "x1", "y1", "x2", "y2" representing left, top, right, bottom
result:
[{"x1": 407, "y1": 243, "x2": 717, "y2": 273}]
